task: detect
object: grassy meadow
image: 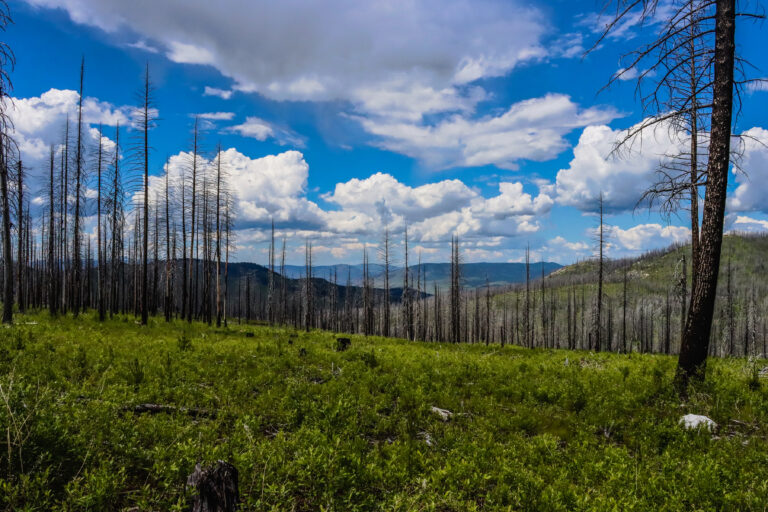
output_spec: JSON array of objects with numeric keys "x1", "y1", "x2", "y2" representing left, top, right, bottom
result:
[{"x1": 1, "y1": 312, "x2": 768, "y2": 510}]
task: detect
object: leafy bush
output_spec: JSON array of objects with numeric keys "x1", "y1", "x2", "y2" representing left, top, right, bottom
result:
[
  {"x1": 177, "y1": 333, "x2": 192, "y2": 351},
  {"x1": 124, "y1": 357, "x2": 144, "y2": 390}
]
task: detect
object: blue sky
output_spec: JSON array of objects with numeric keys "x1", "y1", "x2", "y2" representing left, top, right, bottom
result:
[{"x1": 4, "y1": 0, "x2": 768, "y2": 265}]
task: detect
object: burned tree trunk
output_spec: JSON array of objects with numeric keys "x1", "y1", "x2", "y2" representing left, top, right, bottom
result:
[
  {"x1": 139, "y1": 64, "x2": 152, "y2": 326},
  {"x1": 48, "y1": 145, "x2": 57, "y2": 316},
  {"x1": 187, "y1": 461, "x2": 239, "y2": 512},
  {"x1": 96, "y1": 126, "x2": 105, "y2": 321},
  {"x1": 72, "y1": 58, "x2": 84, "y2": 317},
  {"x1": 0, "y1": 133, "x2": 12, "y2": 323},
  {"x1": 676, "y1": 0, "x2": 735, "y2": 386}
]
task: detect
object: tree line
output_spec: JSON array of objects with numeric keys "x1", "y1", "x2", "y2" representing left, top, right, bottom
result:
[
  {"x1": 0, "y1": 40, "x2": 237, "y2": 327},
  {"x1": 220, "y1": 228, "x2": 767, "y2": 362}
]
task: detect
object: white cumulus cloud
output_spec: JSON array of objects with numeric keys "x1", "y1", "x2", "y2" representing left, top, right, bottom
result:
[
  {"x1": 555, "y1": 119, "x2": 685, "y2": 212},
  {"x1": 22, "y1": 0, "x2": 599, "y2": 170},
  {"x1": 6, "y1": 88, "x2": 129, "y2": 168},
  {"x1": 610, "y1": 223, "x2": 690, "y2": 252},
  {"x1": 227, "y1": 116, "x2": 305, "y2": 147},
  {"x1": 203, "y1": 86, "x2": 234, "y2": 100},
  {"x1": 358, "y1": 94, "x2": 619, "y2": 170},
  {"x1": 728, "y1": 127, "x2": 768, "y2": 213},
  {"x1": 196, "y1": 112, "x2": 235, "y2": 121}
]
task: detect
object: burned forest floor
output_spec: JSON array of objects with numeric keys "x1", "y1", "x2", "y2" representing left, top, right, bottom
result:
[{"x1": 2, "y1": 312, "x2": 768, "y2": 510}]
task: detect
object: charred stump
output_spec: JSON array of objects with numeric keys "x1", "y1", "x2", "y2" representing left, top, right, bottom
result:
[
  {"x1": 335, "y1": 337, "x2": 351, "y2": 351},
  {"x1": 187, "y1": 460, "x2": 239, "y2": 512}
]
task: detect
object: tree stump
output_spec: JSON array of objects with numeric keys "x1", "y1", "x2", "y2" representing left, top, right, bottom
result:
[{"x1": 187, "y1": 460, "x2": 239, "y2": 512}]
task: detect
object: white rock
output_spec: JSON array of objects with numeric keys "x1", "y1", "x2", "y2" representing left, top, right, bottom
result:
[
  {"x1": 431, "y1": 406, "x2": 453, "y2": 422},
  {"x1": 418, "y1": 431, "x2": 434, "y2": 446},
  {"x1": 679, "y1": 414, "x2": 717, "y2": 432}
]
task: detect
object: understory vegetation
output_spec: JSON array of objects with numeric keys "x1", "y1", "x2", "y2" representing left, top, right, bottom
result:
[{"x1": 2, "y1": 313, "x2": 767, "y2": 510}]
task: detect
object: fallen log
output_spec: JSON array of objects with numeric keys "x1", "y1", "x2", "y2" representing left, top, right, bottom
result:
[{"x1": 124, "y1": 403, "x2": 217, "y2": 419}]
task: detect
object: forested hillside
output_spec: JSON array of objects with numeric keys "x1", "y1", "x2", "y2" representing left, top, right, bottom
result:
[
  {"x1": 386, "y1": 261, "x2": 562, "y2": 289},
  {"x1": 486, "y1": 233, "x2": 768, "y2": 357}
]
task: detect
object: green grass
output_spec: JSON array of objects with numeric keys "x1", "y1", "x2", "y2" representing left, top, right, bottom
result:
[{"x1": 2, "y1": 312, "x2": 768, "y2": 511}]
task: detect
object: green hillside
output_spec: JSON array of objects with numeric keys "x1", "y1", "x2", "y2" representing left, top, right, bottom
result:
[
  {"x1": 549, "y1": 233, "x2": 768, "y2": 295},
  {"x1": 387, "y1": 261, "x2": 562, "y2": 290},
  {"x1": 488, "y1": 233, "x2": 768, "y2": 356}
]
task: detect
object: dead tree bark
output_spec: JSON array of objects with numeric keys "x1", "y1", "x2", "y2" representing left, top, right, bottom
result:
[
  {"x1": 524, "y1": 245, "x2": 531, "y2": 348},
  {"x1": 72, "y1": 57, "x2": 84, "y2": 317},
  {"x1": 677, "y1": 0, "x2": 736, "y2": 386},
  {"x1": 187, "y1": 461, "x2": 239, "y2": 512},
  {"x1": 593, "y1": 193, "x2": 605, "y2": 352},
  {"x1": 109, "y1": 124, "x2": 122, "y2": 316},
  {"x1": 450, "y1": 235, "x2": 461, "y2": 343},
  {"x1": 215, "y1": 147, "x2": 223, "y2": 327},
  {"x1": 164, "y1": 162, "x2": 172, "y2": 322},
  {"x1": 137, "y1": 64, "x2": 154, "y2": 325},
  {"x1": 266, "y1": 219, "x2": 274, "y2": 326},
  {"x1": 15, "y1": 159, "x2": 23, "y2": 313},
  {"x1": 0, "y1": 133, "x2": 12, "y2": 323},
  {"x1": 402, "y1": 227, "x2": 413, "y2": 340},
  {"x1": 48, "y1": 145, "x2": 57, "y2": 316},
  {"x1": 96, "y1": 125, "x2": 105, "y2": 321},
  {"x1": 622, "y1": 266, "x2": 628, "y2": 353},
  {"x1": 187, "y1": 117, "x2": 199, "y2": 323},
  {"x1": 381, "y1": 227, "x2": 391, "y2": 337}
]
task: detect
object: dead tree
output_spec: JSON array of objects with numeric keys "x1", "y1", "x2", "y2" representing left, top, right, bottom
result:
[
  {"x1": 450, "y1": 235, "x2": 461, "y2": 343},
  {"x1": 137, "y1": 63, "x2": 154, "y2": 325},
  {"x1": 109, "y1": 123, "x2": 123, "y2": 316},
  {"x1": 678, "y1": 254, "x2": 688, "y2": 344},
  {"x1": 362, "y1": 247, "x2": 373, "y2": 335},
  {"x1": 72, "y1": 57, "x2": 84, "y2": 316},
  {"x1": 725, "y1": 250, "x2": 734, "y2": 355},
  {"x1": 151, "y1": 192, "x2": 159, "y2": 316},
  {"x1": 595, "y1": 0, "x2": 749, "y2": 388},
  {"x1": 187, "y1": 461, "x2": 239, "y2": 512},
  {"x1": 61, "y1": 117, "x2": 69, "y2": 313},
  {"x1": 14, "y1": 159, "x2": 23, "y2": 312},
  {"x1": 48, "y1": 145, "x2": 57, "y2": 316},
  {"x1": 0, "y1": 2, "x2": 13, "y2": 323},
  {"x1": 215, "y1": 147, "x2": 225, "y2": 327},
  {"x1": 164, "y1": 160, "x2": 172, "y2": 321},
  {"x1": 96, "y1": 125, "x2": 105, "y2": 320},
  {"x1": 636, "y1": 1, "x2": 713, "y2": 289},
  {"x1": 0, "y1": 133, "x2": 12, "y2": 323},
  {"x1": 485, "y1": 276, "x2": 491, "y2": 346},
  {"x1": 380, "y1": 227, "x2": 391, "y2": 337},
  {"x1": 524, "y1": 245, "x2": 531, "y2": 348},
  {"x1": 223, "y1": 194, "x2": 233, "y2": 327},
  {"x1": 304, "y1": 240, "x2": 313, "y2": 331},
  {"x1": 266, "y1": 218, "x2": 275, "y2": 326},
  {"x1": 665, "y1": 289, "x2": 672, "y2": 353},
  {"x1": 187, "y1": 117, "x2": 199, "y2": 323},
  {"x1": 622, "y1": 266, "x2": 629, "y2": 352},
  {"x1": 592, "y1": 193, "x2": 606, "y2": 351},
  {"x1": 279, "y1": 237, "x2": 286, "y2": 325},
  {"x1": 402, "y1": 227, "x2": 413, "y2": 340}
]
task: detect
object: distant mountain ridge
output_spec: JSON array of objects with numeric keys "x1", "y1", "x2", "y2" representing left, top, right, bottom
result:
[
  {"x1": 280, "y1": 264, "x2": 386, "y2": 284},
  {"x1": 278, "y1": 261, "x2": 562, "y2": 289}
]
